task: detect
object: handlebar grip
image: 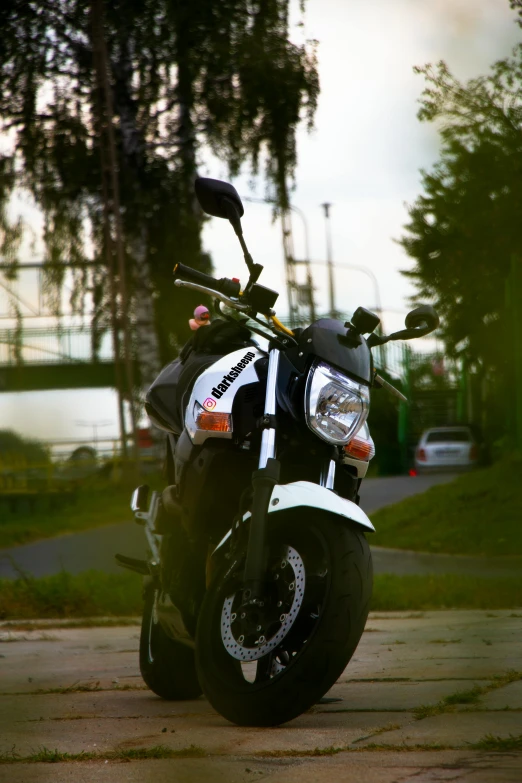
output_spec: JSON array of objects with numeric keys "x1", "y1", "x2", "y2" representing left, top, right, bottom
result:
[{"x1": 173, "y1": 263, "x2": 240, "y2": 298}]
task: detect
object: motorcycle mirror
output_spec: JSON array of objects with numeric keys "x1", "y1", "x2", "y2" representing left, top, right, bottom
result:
[
  {"x1": 194, "y1": 176, "x2": 262, "y2": 286},
  {"x1": 195, "y1": 177, "x2": 244, "y2": 223},
  {"x1": 367, "y1": 304, "x2": 439, "y2": 347},
  {"x1": 404, "y1": 304, "x2": 439, "y2": 333}
]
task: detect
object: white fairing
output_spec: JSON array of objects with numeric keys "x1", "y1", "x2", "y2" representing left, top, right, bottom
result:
[
  {"x1": 185, "y1": 346, "x2": 265, "y2": 445},
  {"x1": 268, "y1": 481, "x2": 375, "y2": 532}
]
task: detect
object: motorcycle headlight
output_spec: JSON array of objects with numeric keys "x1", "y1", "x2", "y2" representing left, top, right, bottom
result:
[{"x1": 305, "y1": 361, "x2": 370, "y2": 445}]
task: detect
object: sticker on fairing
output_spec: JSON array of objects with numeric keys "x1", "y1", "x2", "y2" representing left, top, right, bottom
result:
[{"x1": 209, "y1": 351, "x2": 256, "y2": 399}]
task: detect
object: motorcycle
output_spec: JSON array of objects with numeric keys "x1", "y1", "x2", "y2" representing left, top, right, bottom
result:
[{"x1": 117, "y1": 177, "x2": 439, "y2": 726}]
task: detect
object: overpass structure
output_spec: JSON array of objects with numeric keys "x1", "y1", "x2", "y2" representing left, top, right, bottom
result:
[{"x1": 0, "y1": 325, "x2": 129, "y2": 393}]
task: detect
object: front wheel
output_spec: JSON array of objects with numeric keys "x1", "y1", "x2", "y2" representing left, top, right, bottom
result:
[
  {"x1": 195, "y1": 510, "x2": 373, "y2": 726},
  {"x1": 139, "y1": 584, "x2": 202, "y2": 700}
]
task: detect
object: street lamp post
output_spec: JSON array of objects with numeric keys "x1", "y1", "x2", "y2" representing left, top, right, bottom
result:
[
  {"x1": 321, "y1": 202, "x2": 337, "y2": 319},
  {"x1": 242, "y1": 196, "x2": 316, "y2": 324},
  {"x1": 75, "y1": 419, "x2": 113, "y2": 450},
  {"x1": 308, "y1": 258, "x2": 387, "y2": 369}
]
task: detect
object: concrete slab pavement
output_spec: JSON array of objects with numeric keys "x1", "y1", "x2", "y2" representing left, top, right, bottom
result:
[
  {"x1": 1, "y1": 611, "x2": 521, "y2": 781},
  {"x1": 3, "y1": 752, "x2": 522, "y2": 783}
]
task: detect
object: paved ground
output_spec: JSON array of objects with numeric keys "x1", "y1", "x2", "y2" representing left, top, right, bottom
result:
[
  {"x1": 0, "y1": 473, "x2": 459, "y2": 579},
  {"x1": 1, "y1": 611, "x2": 521, "y2": 781}
]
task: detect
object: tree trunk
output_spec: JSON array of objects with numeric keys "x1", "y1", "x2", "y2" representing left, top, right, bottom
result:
[
  {"x1": 112, "y1": 33, "x2": 162, "y2": 390},
  {"x1": 174, "y1": 22, "x2": 205, "y2": 268}
]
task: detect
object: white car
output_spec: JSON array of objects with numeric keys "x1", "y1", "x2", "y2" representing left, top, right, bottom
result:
[{"x1": 414, "y1": 426, "x2": 478, "y2": 473}]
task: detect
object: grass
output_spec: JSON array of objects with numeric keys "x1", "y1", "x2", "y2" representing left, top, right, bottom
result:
[
  {"x1": 413, "y1": 671, "x2": 522, "y2": 720},
  {"x1": 0, "y1": 472, "x2": 162, "y2": 549},
  {"x1": 0, "y1": 744, "x2": 206, "y2": 764},
  {"x1": 0, "y1": 618, "x2": 140, "y2": 630},
  {"x1": 255, "y1": 746, "x2": 348, "y2": 758},
  {"x1": 471, "y1": 734, "x2": 522, "y2": 751},
  {"x1": 371, "y1": 573, "x2": 522, "y2": 611},
  {"x1": 4, "y1": 683, "x2": 148, "y2": 696},
  {"x1": 370, "y1": 455, "x2": 522, "y2": 555},
  {"x1": 1, "y1": 570, "x2": 522, "y2": 620},
  {"x1": 0, "y1": 570, "x2": 142, "y2": 620},
  {"x1": 2, "y1": 737, "x2": 522, "y2": 764}
]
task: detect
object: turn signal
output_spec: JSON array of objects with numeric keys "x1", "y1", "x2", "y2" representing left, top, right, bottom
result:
[
  {"x1": 344, "y1": 435, "x2": 375, "y2": 462},
  {"x1": 195, "y1": 410, "x2": 232, "y2": 432}
]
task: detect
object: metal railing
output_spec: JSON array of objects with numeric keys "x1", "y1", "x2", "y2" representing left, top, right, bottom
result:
[{"x1": 0, "y1": 326, "x2": 114, "y2": 365}]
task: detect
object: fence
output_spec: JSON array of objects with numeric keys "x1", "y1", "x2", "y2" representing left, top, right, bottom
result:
[{"x1": 0, "y1": 326, "x2": 114, "y2": 366}]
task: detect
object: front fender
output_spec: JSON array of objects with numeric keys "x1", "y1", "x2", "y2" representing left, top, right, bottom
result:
[
  {"x1": 268, "y1": 480, "x2": 374, "y2": 532},
  {"x1": 211, "y1": 480, "x2": 374, "y2": 560}
]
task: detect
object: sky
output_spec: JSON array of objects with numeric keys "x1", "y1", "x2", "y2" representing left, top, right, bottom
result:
[{"x1": 0, "y1": 0, "x2": 520, "y2": 449}]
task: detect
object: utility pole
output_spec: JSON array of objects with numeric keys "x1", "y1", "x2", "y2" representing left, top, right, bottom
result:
[
  {"x1": 91, "y1": 0, "x2": 140, "y2": 468},
  {"x1": 321, "y1": 203, "x2": 337, "y2": 319},
  {"x1": 280, "y1": 208, "x2": 298, "y2": 327},
  {"x1": 76, "y1": 419, "x2": 113, "y2": 450},
  {"x1": 243, "y1": 197, "x2": 316, "y2": 326}
]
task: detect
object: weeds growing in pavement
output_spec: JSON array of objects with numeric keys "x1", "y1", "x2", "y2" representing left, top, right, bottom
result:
[
  {"x1": 414, "y1": 671, "x2": 522, "y2": 720},
  {"x1": 471, "y1": 734, "x2": 522, "y2": 751},
  {"x1": 0, "y1": 745, "x2": 206, "y2": 764}
]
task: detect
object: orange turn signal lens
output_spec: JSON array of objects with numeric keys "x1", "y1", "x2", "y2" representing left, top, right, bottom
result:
[
  {"x1": 195, "y1": 411, "x2": 232, "y2": 432},
  {"x1": 344, "y1": 436, "x2": 375, "y2": 462}
]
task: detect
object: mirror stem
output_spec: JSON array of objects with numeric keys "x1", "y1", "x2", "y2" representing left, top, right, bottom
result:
[{"x1": 223, "y1": 198, "x2": 263, "y2": 286}]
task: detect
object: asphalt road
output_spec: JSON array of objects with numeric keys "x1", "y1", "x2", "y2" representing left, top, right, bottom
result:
[{"x1": 1, "y1": 472, "x2": 519, "y2": 579}]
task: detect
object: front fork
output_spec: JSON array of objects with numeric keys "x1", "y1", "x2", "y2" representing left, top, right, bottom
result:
[
  {"x1": 242, "y1": 348, "x2": 281, "y2": 597},
  {"x1": 242, "y1": 348, "x2": 337, "y2": 598}
]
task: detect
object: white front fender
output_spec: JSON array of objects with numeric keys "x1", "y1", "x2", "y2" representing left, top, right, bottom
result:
[
  {"x1": 268, "y1": 481, "x2": 374, "y2": 533},
  {"x1": 212, "y1": 480, "x2": 374, "y2": 559}
]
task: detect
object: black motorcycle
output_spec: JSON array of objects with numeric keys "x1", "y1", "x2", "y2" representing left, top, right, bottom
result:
[{"x1": 118, "y1": 177, "x2": 439, "y2": 726}]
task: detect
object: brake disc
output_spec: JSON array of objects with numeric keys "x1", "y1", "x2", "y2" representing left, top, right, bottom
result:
[{"x1": 220, "y1": 545, "x2": 306, "y2": 662}]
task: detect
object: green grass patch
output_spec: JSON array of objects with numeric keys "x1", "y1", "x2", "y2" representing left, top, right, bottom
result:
[
  {"x1": 1, "y1": 570, "x2": 522, "y2": 620},
  {"x1": 0, "y1": 570, "x2": 142, "y2": 620},
  {"x1": 370, "y1": 455, "x2": 522, "y2": 555},
  {"x1": 0, "y1": 472, "x2": 162, "y2": 549},
  {"x1": 471, "y1": 734, "x2": 522, "y2": 751},
  {"x1": 372, "y1": 573, "x2": 522, "y2": 611}
]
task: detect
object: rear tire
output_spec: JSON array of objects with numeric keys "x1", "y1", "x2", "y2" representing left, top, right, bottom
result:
[
  {"x1": 139, "y1": 585, "x2": 202, "y2": 700},
  {"x1": 196, "y1": 511, "x2": 372, "y2": 725}
]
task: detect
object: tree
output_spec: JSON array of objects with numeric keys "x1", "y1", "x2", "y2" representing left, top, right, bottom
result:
[
  {"x1": 0, "y1": 430, "x2": 50, "y2": 465},
  {"x1": 0, "y1": 0, "x2": 319, "y2": 386},
  {"x1": 399, "y1": 42, "x2": 522, "y2": 389}
]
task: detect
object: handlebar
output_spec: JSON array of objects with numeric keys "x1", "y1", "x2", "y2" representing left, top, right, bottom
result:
[{"x1": 173, "y1": 263, "x2": 241, "y2": 298}]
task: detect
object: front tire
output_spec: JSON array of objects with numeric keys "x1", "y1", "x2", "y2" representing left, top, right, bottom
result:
[
  {"x1": 139, "y1": 585, "x2": 202, "y2": 700},
  {"x1": 195, "y1": 511, "x2": 372, "y2": 725}
]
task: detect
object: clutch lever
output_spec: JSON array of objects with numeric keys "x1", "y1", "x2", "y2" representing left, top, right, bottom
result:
[
  {"x1": 374, "y1": 372, "x2": 408, "y2": 403},
  {"x1": 173, "y1": 278, "x2": 250, "y2": 312}
]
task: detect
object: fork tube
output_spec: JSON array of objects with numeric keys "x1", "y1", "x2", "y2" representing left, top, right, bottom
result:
[
  {"x1": 243, "y1": 348, "x2": 281, "y2": 594},
  {"x1": 258, "y1": 348, "x2": 280, "y2": 469},
  {"x1": 320, "y1": 459, "x2": 336, "y2": 489}
]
